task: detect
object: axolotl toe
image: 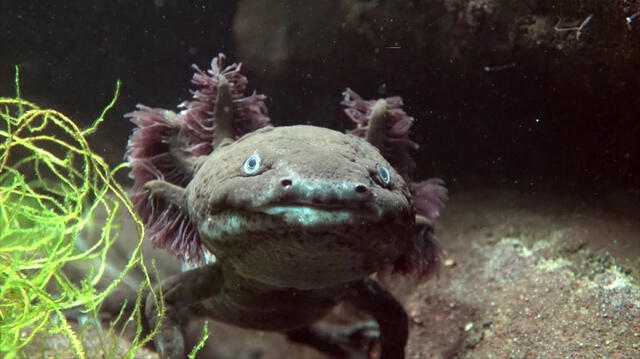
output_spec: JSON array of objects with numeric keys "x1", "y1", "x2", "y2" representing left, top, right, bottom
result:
[{"x1": 126, "y1": 54, "x2": 447, "y2": 359}]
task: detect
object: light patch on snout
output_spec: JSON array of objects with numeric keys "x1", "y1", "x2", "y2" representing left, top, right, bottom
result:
[{"x1": 261, "y1": 205, "x2": 356, "y2": 227}]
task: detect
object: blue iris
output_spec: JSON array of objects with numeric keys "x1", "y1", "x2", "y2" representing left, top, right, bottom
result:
[
  {"x1": 377, "y1": 164, "x2": 391, "y2": 185},
  {"x1": 242, "y1": 153, "x2": 261, "y2": 174}
]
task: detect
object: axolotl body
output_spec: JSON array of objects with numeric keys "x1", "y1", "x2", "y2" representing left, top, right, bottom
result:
[{"x1": 126, "y1": 55, "x2": 446, "y2": 359}]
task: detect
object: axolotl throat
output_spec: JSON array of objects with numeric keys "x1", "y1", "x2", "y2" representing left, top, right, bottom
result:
[{"x1": 126, "y1": 54, "x2": 446, "y2": 359}]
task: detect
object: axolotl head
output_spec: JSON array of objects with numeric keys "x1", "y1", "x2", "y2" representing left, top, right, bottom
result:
[{"x1": 187, "y1": 125, "x2": 415, "y2": 289}]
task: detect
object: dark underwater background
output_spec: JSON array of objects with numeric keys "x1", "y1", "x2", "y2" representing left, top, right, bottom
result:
[
  {"x1": 2, "y1": 1, "x2": 639, "y2": 358},
  {"x1": 2, "y1": 0, "x2": 638, "y2": 194}
]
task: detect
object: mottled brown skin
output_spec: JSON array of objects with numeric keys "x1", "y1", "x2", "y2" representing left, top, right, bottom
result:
[{"x1": 144, "y1": 125, "x2": 420, "y2": 359}]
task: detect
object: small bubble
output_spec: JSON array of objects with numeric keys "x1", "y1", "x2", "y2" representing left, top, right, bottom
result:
[
  {"x1": 443, "y1": 258, "x2": 456, "y2": 267},
  {"x1": 377, "y1": 83, "x2": 387, "y2": 95}
]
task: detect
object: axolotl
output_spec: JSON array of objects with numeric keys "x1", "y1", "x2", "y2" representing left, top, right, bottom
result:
[{"x1": 126, "y1": 54, "x2": 446, "y2": 359}]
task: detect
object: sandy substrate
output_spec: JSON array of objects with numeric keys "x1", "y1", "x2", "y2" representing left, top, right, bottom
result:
[
  {"x1": 403, "y1": 189, "x2": 640, "y2": 358},
  {"x1": 24, "y1": 188, "x2": 640, "y2": 358}
]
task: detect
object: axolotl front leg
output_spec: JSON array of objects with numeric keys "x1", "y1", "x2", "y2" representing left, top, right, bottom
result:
[
  {"x1": 145, "y1": 262, "x2": 223, "y2": 359},
  {"x1": 287, "y1": 278, "x2": 409, "y2": 359}
]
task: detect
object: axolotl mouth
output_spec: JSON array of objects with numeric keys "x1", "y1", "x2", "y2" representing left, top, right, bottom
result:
[
  {"x1": 198, "y1": 195, "x2": 390, "y2": 242},
  {"x1": 256, "y1": 200, "x2": 380, "y2": 223}
]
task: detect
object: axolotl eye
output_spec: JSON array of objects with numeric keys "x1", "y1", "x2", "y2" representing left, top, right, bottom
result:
[
  {"x1": 376, "y1": 164, "x2": 391, "y2": 186},
  {"x1": 242, "y1": 152, "x2": 261, "y2": 175}
]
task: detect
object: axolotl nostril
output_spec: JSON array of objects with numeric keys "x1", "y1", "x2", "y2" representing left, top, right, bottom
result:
[{"x1": 126, "y1": 54, "x2": 447, "y2": 359}]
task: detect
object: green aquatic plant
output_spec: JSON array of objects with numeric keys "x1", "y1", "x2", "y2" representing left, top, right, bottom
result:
[{"x1": 0, "y1": 67, "x2": 160, "y2": 358}]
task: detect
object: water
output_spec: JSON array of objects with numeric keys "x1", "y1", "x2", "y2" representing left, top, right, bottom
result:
[{"x1": 1, "y1": 1, "x2": 638, "y2": 358}]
